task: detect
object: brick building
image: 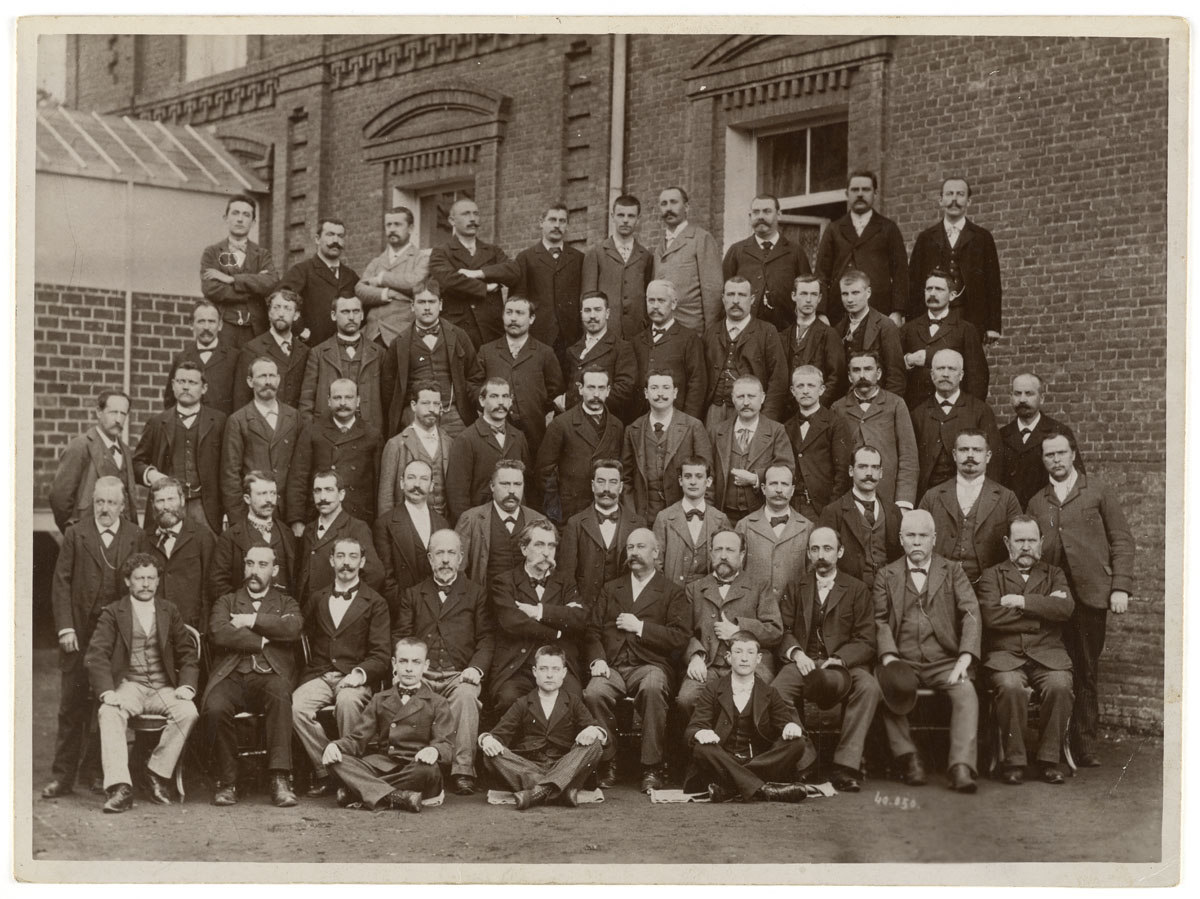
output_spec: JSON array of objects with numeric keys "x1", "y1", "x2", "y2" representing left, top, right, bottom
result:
[{"x1": 34, "y1": 32, "x2": 1167, "y2": 734}]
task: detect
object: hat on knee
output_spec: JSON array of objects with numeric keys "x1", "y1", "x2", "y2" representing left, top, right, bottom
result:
[
  {"x1": 875, "y1": 659, "x2": 919, "y2": 715},
  {"x1": 802, "y1": 666, "x2": 853, "y2": 710}
]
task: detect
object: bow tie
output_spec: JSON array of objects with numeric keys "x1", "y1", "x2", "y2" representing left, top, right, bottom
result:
[
  {"x1": 910, "y1": 568, "x2": 928, "y2": 577},
  {"x1": 1017, "y1": 568, "x2": 1032, "y2": 575},
  {"x1": 177, "y1": 410, "x2": 198, "y2": 425},
  {"x1": 596, "y1": 510, "x2": 619, "y2": 524},
  {"x1": 416, "y1": 324, "x2": 440, "y2": 338},
  {"x1": 684, "y1": 508, "x2": 704, "y2": 521},
  {"x1": 397, "y1": 686, "x2": 420, "y2": 698},
  {"x1": 769, "y1": 515, "x2": 789, "y2": 528},
  {"x1": 156, "y1": 527, "x2": 176, "y2": 543},
  {"x1": 652, "y1": 327, "x2": 667, "y2": 339},
  {"x1": 530, "y1": 576, "x2": 549, "y2": 589},
  {"x1": 332, "y1": 589, "x2": 356, "y2": 602}
]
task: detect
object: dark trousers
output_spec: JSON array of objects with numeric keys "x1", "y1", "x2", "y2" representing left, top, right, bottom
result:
[
  {"x1": 583, "y1": 663, "x2": 671, "y2": 765},
  {"x1": 492, "y1": 671, "x2": 581, "y2": 721},
  {"x1": 50, "y1": 651, "x2": 101, "y2": 786},
  {"x1": 331, "y1": 753, "x2": 444, "y2": 809},
  {"x1": 772, "y1": 664, "x2": 881, "y2": 771},
  {"x1": 688, "y1": 738, "x2": 814, "y2": 800},
  {"x1": 484, "y1": 741, "x2": 603, "y2": 794},
  {"x1": 1062, "y1": 604, "x2": 1107, "y2": 756},
  {"x1": 990, "y1": 664, "x2": 1074, "y2": 767},
  {"x1": 201, "y1": 670, "x2": 293, "y2": 784}
]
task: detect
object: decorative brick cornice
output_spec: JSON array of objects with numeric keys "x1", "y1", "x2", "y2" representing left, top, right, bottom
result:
[
  {"x1": 144, "y1": 74, "x2": 279, "y2": 125},
  {"x1": 329, "y1": 33, "x2": 546, "y2": 90}
]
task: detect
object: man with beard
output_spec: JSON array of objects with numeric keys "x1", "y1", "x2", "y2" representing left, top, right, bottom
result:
[
  {"x1": 999, "y1": 372, "x2": 1085, "y2": 509},
  {"x1": 445, "y1": 377, "x2": 532, "y2": 522},
  {"x1": 629, "y1": 280, "x2": 709, "y2": 420},
  {"x1": 145, "y1": 477, "x2": 215, "y2": 632},
  {"x1": 652, "y1": 457, "x2": 730, "y2": 588},
  {"x1": 291, "y1": 536, "x2": 391, "y2": 799},
  {"x1": 559, "y1": 459, "x2": 645, "y2": 606},
  {"x1": 379, "y1": 382, "x2": 453, "y2": 520},
  {"x1": 584, "y1": 527, "x2": 689, "y2": 791},
  {"x1": 582, "y1": 194, "x2": 654, "y2": 338},
  {"x1": 560, "y1": 292, "x2": 636, "y2": 418},
  {"x1": 831, "y1": 270, "x2": 906, "y2": 397},
  {"x1": 977, "y1": 515, "x2": 1075, "y2": 785},
  {"x1": 899, "y1": 269, "x2": 989, "y2": 409},
  {"x1": 819, "y1": 446, "x2": 904, "y2": 590},
  {"x1": 295, "y1": 470, "x2": 384, "y2": 604},
  {"x1": 355, "y1": 206, "x2": 430, "y2": 348},
  {"x1": 50, "y1": 389, "x2": 139, "y2": 533},
  {"x1": 735, "y1": 465, "x2": 813, "y2": 606},
  {"x1": 780, "y1": 276, "x2": 845, "y2": 412},
  {"x1": 394, "y1": 529, "x2": 494, "y2": 796},
  {"x1": 722, "y1": 194, "x2": 813, "y2": 331},
  {"x1": 702, "y1": 277, "x2": 789, "y2": 427},
  {"x1": 708, "y1": 375, "x2": 793, "y2": 524},
  {"x1": 234, "y1": 289, "x2": 311, "y2": 410},
  {"x1": 163, "y1": 300, "x2": 239, "y2": 416},
  {"x1": 277, "y1": 218, "x2": 359, "y2": 347},
  {"x1": 213, "y1": 472, "x2": 298, "y2": 600},
  {"x1": 651, "y1": 186, "x2": 723, "y2": 333},
  {"x1": 535, "y1": 367, "x2": 626, "y2": 524},
  {"x1": 293, "y1": 378, "x2": 381, "y2": 524},
  {"x1": 200, "y1": 194, "x2": 278, "y2": 348},
  {"x1": 785, "y1": 364, "x2": 853, "y2": 521},
  {"x1": 454, "y1": 459, "x2": 540, "y2": 587},
  {"x1": 375, "y1": 460, "x2": 450, "y2": 627},
  {"x1": 202, "y1": 545, "x2": 303, "y2": 807},
  {"x1": 428, "y1": 198, "x2": 510, "y2": 347},
  {"x1": 299, "y1": 296, "x2": 384, "y2": 429}
]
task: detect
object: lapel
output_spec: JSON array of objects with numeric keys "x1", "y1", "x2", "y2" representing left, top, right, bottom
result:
[
  {"x1": 197, "y1": 406, "x2": 218, "y2": 445},
  {"x1": 858, "y1": 213, "x2": 883, "y2": 246},
  {"x1": 716, "y1": 677, "x2": 738, "y2": 726},
  {"x1": 245, "y1": 404, "x2": 275, "y2": 443},
  {"x1": 658, "y1": 223, "x2": 694, "y2": 261},
  {"x1": 170, "y1": 522, "x2": 195, "y2": 559},
  {"x1": 334, "y1": 589, "x2": 370, "y2": 633},
  {"x1": 570, "y1": 408, "x2": 602, "y2": 449},
  {"x1": 326, "y1": 418, "x2": 364, "y2": 447},
  {"x1": 1058, "y1": 472, "x2": 1086, "y2": 508},
  {"x1": 662, "y1": 415, "x2": 690, "y2": 462},
  {"x1": 311, "y1": 510, "x2": 349, "y2": 555},
  {"x1": 478, "y1": 419, "x2": 509, "y2": 453},
  {"x1": 973, "y1": 481, "x2": 1001, "y2": 533},
  {"x1": 602, "y1": 237, "x2": 625, "y2": 266},
  {"x1": 862, "y1": 310, "x2": 882, "y2": 350},
  {"x1": 532, "y1": 242, "x2": 562, "y2": 272},
  {"x1": 798, "y1": 578, "x2": 816, "y2": 633},
  {"x1": 85, "y1": 429, "x2": 109, "y2": 477},
  {"x1": 310, "y1": 256, "x2": 342, "y2": 289},
  {"x1": 925, "y1": 556, "x2": 948, "y2": 603},
  {"x1": 746, "y1": 424, "x2": 774, "y2": 468},
  {"x1": 824, "y1": 576, "x2": 847, "y2": 616},
  {"x1": 955, "y1": 220, "x2": 976, "y2": 251},
  {"x1": 437, "y1": 577, "x2": 470, "y2": 618},
  {"x1": 635, "y1": 574, "x2": 666, "y2": 614},
  {"x1": 389, "y1": 687, "x2": 428, "y2": 723},
  {"x1": 799, "y1": 409, "x2": 829, "y2": 449},
  {"x1": 580, "y1": 508, "x2": 607, "y2": 550},
  {"x1": 115, "y1": 596, "x2": 134, "y2": 652},
  {"x1": 665, "y1": 505, "x2": 694, "y2": 547}
]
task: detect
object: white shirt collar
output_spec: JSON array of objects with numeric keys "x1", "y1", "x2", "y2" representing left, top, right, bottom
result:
[
  {"x1": 927, "y1": 309, "x2": 950, "y2": 322},
  {"x1": 95, "y1": 428, "x2": 119, "y2": 450},
  {"x1": 850, "y1": 209, "x2": 874, "y2": 230},
  {"x1": 506, "y1": 334, "x2": 529, "y2": 354},
  {"x1": 1052, "y1": 468, "x2": 1079, "y2": 498},
  {"x1": 270, "y1": 329, "x2": 293, "y2": 349},
  {"x1": 318, "y1": 510, "x2": 341, "y2": 530},
  {"x1": 336, "y1": 416, "x2": 357, "y2": 432},
  {"x1": 584, "y1": 327, "x2": 607, "y2": 344},
  {"x1": 957, "y1": 473, "x2": 986, "y2": 490},
  {"x1": 543, "y1": 240, "x2": 564, "y2": 253},
  {"x1": 756, "y1": 232, "x2": 780, "y2": 248},
  {"x1": 254, "y1": 399, "x2": 280, "y2": 418},
  {"x1": 196, "y1": 339, "x2": 219, "y2": 351},
  {"x1": 735, "y1": 415, "x2": 760, "y2": 434},
  {"x1": 943, "y1": 215, "x2": 966, "y2": 232},
  {"x1": 648, "y1": 408, "x2": 674, "y2": 428},
  {"x1": 851, "y1": 488, "x2": 877, "y2": 505},
  {"x1": 457, "y1": 235, "x2": 477, "y2": 253},
  {"x1": 405, "y1": 499, "x2": 430, "y2": 518},
  {"x1": 681, "y1": 497, "x2": 706, "y2": 513},
  {"x1": 494, "y1": 503, "x2": 517, "y2": 520},
  {"x1": 331, "y1": 579, "x2": 360, "y2": 596},
  {"x1": 665, "y1": 221, "x2": 689, "y2": 241},
  {"x1": 936, "y1": 390, "x2": 961, "y2": 406},
  {"x1": 1017, "y1": 411, "x2": 1042, "y2": 431}
]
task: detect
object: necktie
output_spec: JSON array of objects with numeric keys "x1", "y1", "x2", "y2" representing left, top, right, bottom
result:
[
  {"x1": 437, "y1": 586, "x2": 451, "y2": 603},
  {"x1": 550, "y1": 247, "x2": 561, "y2": 260},
  {"x1": 597, "y1": 510, "x2": 619, "y2": 524},
  {"x1": 1021, "y1": 428, "x2": 1032, "y2": 444},
  {"x1": 940, "y1": 402, "x2": 953, "y2": 415},
  {"x1": 728, "y1": 326, "x2": 741, "y2": 342},
  {"x1": 332, "y1": 589, "x2": 355, "y2": 602},
  {"x1": 110, "y1": 445, "x2": 123, "y2": 469},
  {"x1": 199, "y1": 349, "x2": 213, "y2": 365},
  {"x1": 761, "y1": 241, "x2": 773, "y2": 254},
  {"x1": 178, "y1": 411, "x2": 197, "y2": 429},
  {"x1": 101, "y1": 528, "x2": 115, "y2": 548},
  {"x1": 717, "y1": 580, "x2": 731, "y2": 599},
  {"x1": 857, "y1": 498, "x2": 876, "y2": 527},
  {"x1": 653, "y1": 422, "x2": 664, "y2": 441},
  {"x1": 652, "y1": 327, "x2": 666, "y2": 343},
  {"x1": 929, "y1": 321, "x2": 941, "y2": 337},
  {"x1": 684, "y1": 508, "x2": 704, "y2": 522},
  {"x1": 910, "y1": 567, "x2": 928, "y2": 585},
  {"x1": 342, "y1": 341, "x2": 357, "y2": 359},
  {"x1": 156, "y1": 528, "x2": 172, "y2": 550},
  {"x1": 504, "y1": 517, "x2": 516, "y2": 534},
  {"x1": 770, "y1": 515, "x2": 788, "y2": 528},
  {"x1": 798, "y1": 417, "x2": 810, "y2": 441},
  {"x1": 490, "y1": 426, "x2": 506, "y2": 448},
  {"x1": 531, "y1": 576, "x2": 548, "y2": 589},
  {"x1": 398, "y1": 686, "x2": 420, "y2": 698},
  {"x1": 317, "y1": 522, "x2": 328, "y2": 539},
  {"x1": 280, "y1": 340, "x2": 291, "y2": 356},
  {"x1": 736, "y1": 428, "x2": 750, "y2": 452},
  {"x1": 587, "y1": 414, "x2": 603, "y2": 430},
  {"x1": 251, "y1": 519, "x2": 272, "y2": 542}
]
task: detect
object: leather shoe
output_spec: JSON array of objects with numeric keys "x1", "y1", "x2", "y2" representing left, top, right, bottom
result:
[
  {"x1": 597, "y1": 760, "x2": 618, "y2": 789},
  {"x1": 757, "y1": 781, "x2": 808, "y2": 803},
  {"x1": 306, "y1": 777, "x2": 334, "y2": 798},
  {"x1": 386, "y1": 790, "x2": 422, "y2": 813},
  {"x1": 707, "y1": 782, "x2": 734, "y2": 804},
  {"x1": 1041, "y1": 764, "x2": 1066, "y2": 784},
  {"x1": 560, "y1": 788, "x2": 580, "y2": 807},
  {"x1": 1000, "y1": 766, "x2": 1024, "y2": 785},
  {"x1": 270, "y1": 773, "x2": 298, "y2": 808},
  {"x1": 1076, "y1": 753, "x2": 1102, "y2": 768},
  {"x1": 514, "y1": 783, "x2": 555, "y2": 810},
  {"x1": 898, "y1": 752, "x2": 927, "y2": 786},
  {"x1": 451, "y1": 774, "x2": 477, "y2": 795},
  {"x1": 830, "y1": 767, "x2": 862, "y2": 793},
  {"x1": 335, "y1": 786, "x2": 362, "y2": 809},
  {"x1": 948, "y1": 763, "x2": 977, "y2": 793},
  {"x1": 639, "y1": 766, "x2": 665, "y2": 793},
  {"x1": 212, "y1": 783, "x2": 239, "y2": 806},
  {"x1": 41, "y1": 780, "x2": 73, "y2": 799},
  {"x1": 146, "y1": 770, "x2": 173, "y2": 805},
  {"x1": 103, "y1": 783, "x2": 134, "y2": 813}
]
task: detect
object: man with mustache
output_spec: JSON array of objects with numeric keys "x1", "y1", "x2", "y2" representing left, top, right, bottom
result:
[
  {"x1": 145, "y1": 477, "x2": 215, "y2": 632},
  {"x1": 780, "y1": 276, "x2": 845, "y2": 412},
  {"x1": 212, "y1": 472, "x2": 298, "y2": 600},
  {"x1": 818, "y1": 446, "x2": 904, "y2": 590},
  {"x1": 629, "y1": 280, "x2": 709, "y2": 420},
  {"x1": 394, "y1": 529, "x2": 494, "y2": 796},
  {"x1": 295, "y1": 470, "x2": 384, "y2": 605},
  {"x1": 427, "y1": 198, "x2": 510, "y2": 348},
  {"x1": 702, "y1": 277, "x2": 789, "y2": 427},
  {"x1": 293, "y1": 378, "x2": 381, "y2": 524},
  {"x1": 299, "y1": 295, "x2": 385, "y2": 429},
  {"x1": 899, "y1": 269, "x2": 990, "y2": 409},
  {"x1": 375, "y1": 459, "x2": 450, "y2": 627},
  {"x1": 652, "y1": 457, "x2": 731, "y2": 588},
  {"x1": 355, "y1": 205, "x2": 430, "y2": 348},
  {"x1": 721, "y1": 194, "x2": 814, "y2": 332},
  {"x1": 560, "y1": 291, "x2": 636, "y2": 419},
  {"x1": 831, "y1": 270, "x2": 906, "y2": 398},
  {"x1": 445, "y1": 377, "x2": 531, "y2": 523},
  {"x1": 581, "y1": 194, "x2": 654, "y2": 339},
  {"x1": 977, "y1": 515, "x2": 1075, "y2": 784},
  {"x1": 651, "y1": 186, "x2": 723, "y2": 333},
  {"x1": 454, "y1": 459, "x2": 540, "y2": 588},
  {"x1": 49, "y1": 389, "x2": 139, "y2": 534},
  {"x1": 291, "y1": 536, "x2": 391, "y2": 799},
  {"x1": 277, "y1": 218, "x2": 359, "y2": 347},
  {"x1": 200, "y1": 194, "x2": 278, "y2": 349},
  {"x1": 999, "y1": 372, "x2": 1086, "y2": 509},
  {"x1": 907, "y1": 177, "x2": 1003, "y2": 344},
  {"x1": 233, "y1": 289, "x2": 311, "y2": 410},
  {"x1": 559, "y1": 459, "x2": 645, "y2": 606},
  {"x1": 378, "y1": 384, "x2": 453, "y2": 520},
  {"x1": 784, "y1": 364, "x2": 853, "y2": 521},
  {"x1": 163, "y1": 300, "x2": 239, "y2": 416},
  {"x1": 734, "y1": 464, "x2": 813, "y2": 606},
  {"x1": 708, "y1": 375, "x2": 794, "y2": 525}
]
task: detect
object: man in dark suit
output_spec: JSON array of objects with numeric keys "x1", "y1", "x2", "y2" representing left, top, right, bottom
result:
[
  {"x1": 427, "y1": 198, "x2": 510, "y2": 347},
  {"x1": 201, "y1": 544, "x2": 303, "y2": 808},
  {"x1": 445, "y1": 379, "x2": 532, "y2": 523},
  {"x1": 999, "y1": 372, "x2": 1085, "y2": 509},
  {"x1": 375, "y1": 459, "x2": 450, "y2": 626},
  {"x1": 322, "y1": 637, "x2": 454, "y2": 812},
  {"x1": 722, "y1": 194, "x2": 814, "y2": 332},
  {"x1": 43, "y1": 477, "x2": 149, "y2": 800},
  {"x1": 978, "y1": 515, "x2": 1075, "y2": 785},
  {"x1": 299, "y1": 295, "x2": 384, "y2": 429},
  {"x1": 873, "y1": 510, "x2": 981, "y2": 793},
  {"x1": 899, "y1": 269, "x2": 989, "y2": 408},
  {"x1": 200, "y1": 194, "x2": 278, "y2": 349},
  {"x1": 814, "y1": 170, "x2": 909, "y2": 326},
  {"x1": 629, "y1": 280, "x2": 709, "y2": 420},
  {"x1": 212, "y1": 472, "x2": 299, "y2": 600},
  {"x1": 233, "y1": 289, "x2": 311, "y2": 410},
  {"x1": 291, "y1": 536, "x2": 391, "y2": 798},
  {"x1": 535, "y1": 367, "x2": 626, "y2": 524},
  {"x1": 222, "y1": 355, "x2": 308, "y2": 527},
  {"x1": 907, "y1": 177, "x2": 1003, "y2": 343},
  {"x1": 49, "y1": 389, "x2": 139, "y2": 534},
  {"x1": 785, "y1": 365, "x2": 852, "y2": 520},
  {"x1": 453, "y1": 460, "x2": 540, "y2": 587},
  {"x1": 164, "y1": 300, "x2": 240, "y2": 417},
  {"x1": 708, "y1": 376, "x2": 794, "y2": 524},
  {"x1": 919, "y1": 429, "x2": 1022, "y2": 586},
  {"x1": 559, "y1": 459, "x2": 645, "y2": 606},
  {"x1": 1028, "y1": 433, "x2": 1135, "y2": 767},
  {"x1": 135, "y1": 362, "x2": 226, "y2": 535},
  {"x1": 292, "y1": 378, "x2": 382, "y2": 523},
  {"x1": 480, "y1": 644, "x2": 607, "y2": 810},
  {"x1": 780, "y1": 276, "x2": 845, "y2": 411},
  {"x1": 819, "y1": 446, "x2": 904, "y2": 590},
  {"x1": 584, "y1": 528, "x2": 689, "y2": 791},
  {"x1": 295, "y1": 470, "x2": 384, "y2": 605},
  {"x1": 561, "y1": 292, "x2": 636, "y2": 418},
  {"x1": 621, "y1": 370, "x2": 712, "y2": 522},
  {"x1": 395, "y1": 529, "x2": 494, "y2": 796},
  {"x1": 146, "y1": 477, "x2": 215, "y2": 632},
  {"x1": 702, "y1": 278, "x2": 789, "y2": 427},
  {"x1": 581, "y1": 194, "x2": 653, "y2": 339},
  {"x1": 652, "y1": 186, "x2": 724, "y2": 333},
  {"x1": 832, "y1": 271, "x2": 906, "y2": 397},
  {"x1": 276, "y1": 217, "x2": 359, "y2": 346},
  {"x1": 652, "y1": 457, "x2": 731, "y2": 589},
  {"x1": 910, "y1": 349, "x2": 1002, "y2": 502},
  {"x1": 86, "y1": 553, "x2": 199, "y2": 812}
]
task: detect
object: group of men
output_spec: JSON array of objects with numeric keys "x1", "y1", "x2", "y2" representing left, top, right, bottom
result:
[{"x1": 41, "y1": 172, "x2": 1135, "y2": 814}]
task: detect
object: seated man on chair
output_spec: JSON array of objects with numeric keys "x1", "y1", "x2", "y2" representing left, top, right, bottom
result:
[
  {"x1": 683, "y1": 631, "x2": 816, "y2": 804},
  {"x1": 85, "y1": 553, "x2": 199, "y2": 813}
]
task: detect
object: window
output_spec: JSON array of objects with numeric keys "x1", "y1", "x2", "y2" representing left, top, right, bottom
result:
[
  {"x1": 184, "y1": 36, "x2": 248, "y2": 82},
  {"x1": 757, "y1": 120, "x2": 848, "y2": 263},
  {"x1": 393, "y1": 183, "x2": 475, "y2": 250}
]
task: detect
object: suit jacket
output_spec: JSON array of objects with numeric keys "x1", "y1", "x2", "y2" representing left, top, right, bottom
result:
[
  {"x1": 296, "y1": 510, "x2": 385, "y2": 606},
  {"x1": 1027, "y1": 473, "x2": 1135, "y2": 609},
  {"x1": 468, "y1": 336, "x2": 564, "y2": 457},
  {"x1": 898, "y1": 313, "x2": 989, "y2": 408},
  {"x1": 488, "y1": 567, "x2": 588, "y2": 698},
  {"x1": 147, "y1": 519, "x2": 215, "y2": 632},
  {"x1": 378, "y1": 426, "x2": 453, "y2": 518},
  {"x1": 199, "y1": 237, "x2": 277, "y2": 332},
  {"x1": 999, "y1": 414, "x2": 1085, "y2": 509},
  {"x1": 49, "y1": 428, "x2": 139, "y2": 533},
  {"x1": 685, "y1": 572, "x2": 783, "y2": 667},
  {"x1": 919, "y1": 477, "x2": 1022, "y2": 581},
  {"x1": 581, "y1": 238, "x2": 653, "y2": 338},
  {"x1": 815, "y1": 211, "x2": 909, "y2": 321},
  {"x1": 52, "y1": 518, "x2": 149, "y2": 649},
  {"x1": 908, "y1": 219, "x2": 1002, "y2": 336},
  {"x1": 629, "y1": 320, "x2": 709, "y2": 420},
  {"x1": 381, "y1": 318, "x2": 477, "y2": 436},
  {"x1": 684, "y1": 674, "x2": 799, "y2": 749},
  {"x1": 373, "y1": 503, "x2": 450, "y2": 620},
  {"x1": 132, "y1": 405, "x2": 226, "y2": 535},
  {"x1": 299, "y1": 581, "x2": 391, "y2": 686},
  {"x1": 818, "y1": 491, "x2": 903, "y2": 588},
  {"x1": 977, "y1": 560, "x2": 1074, "y2": 671},
  {"x1": 233, "y1": 330, "x2": 311, "y2": 410},
  {"x1": 85, "y1": 596, "x2": 200, "y2": 695},
  {"x1": 559, "y1": 504, "x2": 646, "y2": 604},
  {"x1": 454, "y1": 503, "x2": 540, "y2": 587},
  {"x1": 652, "y1": 502, "x2": 731, "y2": 587},
  {"x1": 735, "y1": 507, "x2": 814, "y2": 604},
  {"x1": 784, "y1": 407, "x2": 852, "y2": 514},
  {"x1": 354, "y1": 242, "x2": 431, "y2": 346},
  {"x1": 831, "y1": 389, "x2": 919, "y2": 507},
  {"x1": 204, "y1": 585, "x2": 303, "y2": 698},
  {"x1": 708, "y1": 416, "x2": 794, "y2": 511},
  {"x1": 221, "y1": 401, "x2": 307, "y2": 523},
  {"x1": 213, "y1": 517, "x2": 299, "y2": 600},
  {"x1": 873, "y1": 554, "x2": 981, "y2": 663},
  {"x1": 833, "y1": 307, "x2": 907, "y2": 397},
  {"x1": 910, "y1": 392, "x2": 1001, "y2": 500},
  {"x1": 534, "y1": 406, "x2": 625, "y2": 523},
  {"x1": 722, "y1": 234, "x2": 813, "y2": 331},
  {"x1": 165, "y1": 343, "x2": 240, "y2": 417},
  {"x1": 585, "y1": 571, "x2": 690, "y2": 679},
  {"x1": 444, "y1": 420, "x2": 532, "y2": 523},
  {"x1": 702, "y1": 318, "x2": 790, "y2": 421},
  {"x1": 621, "y1": 411, "x2": 712, "y2": 517},
  {"x1": 334, "y1": 682, "x2": 454, "y2": 764},
  {"x1": 779, "y1": 570, "x2": 875, "y2": 669},
  {"x1": 485, "y1": 687, "x2": 602, "y2": 761},
  {"x1": 652, "y1": 222, "x2": 724, "y2": 332},
  {"x1": 780, "y1": 318, "x2": 846, "y2": 410},
  {"x1": 298, "y1": 335, "x2": 385, "y2": 429},
  {"x1": 562, "y1": 330, "x2": 637, "y2": 417},
  {"x1": 427, "y1": 236, "x2": 510, "y2": 340},
  {"x1": 395, "y1": 575, "x2": 494, "y2": 674},
  {"x1": 293, "y1": 416, "x2": 382, "y2": 523},
  {"x1": 485, "y1": 242, "x2": 584, "y2": 349},
  {"x1": 276, "y1": 255, "x2": 360, "y2": 347}
]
